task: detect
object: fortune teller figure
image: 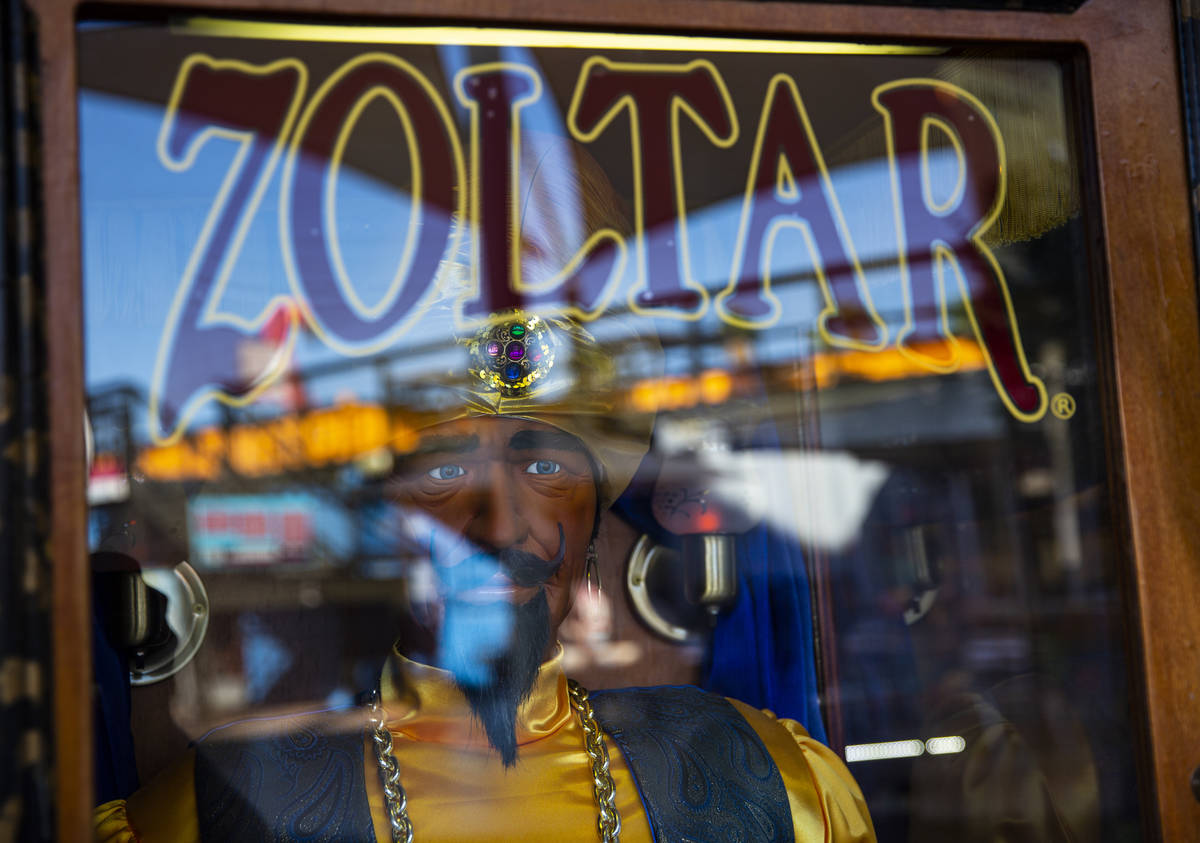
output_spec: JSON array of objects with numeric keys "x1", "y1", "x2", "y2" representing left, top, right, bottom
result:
[{"x1": 94, "y1": 134, "x2": 875, "y2": 843}]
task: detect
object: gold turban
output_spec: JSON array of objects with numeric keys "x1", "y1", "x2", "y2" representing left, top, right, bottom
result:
[
  {"x1": 397, "y1": 308, "x2": 658, "y2": 509},
  {"x1": 393, "y1": 131, "x2": 654, "y2": 507}
]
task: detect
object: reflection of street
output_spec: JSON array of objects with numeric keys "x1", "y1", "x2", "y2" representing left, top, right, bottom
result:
[
  {"x1": 827, "y1": 461, "x2": 1120, "y2": 842},
  {"x1": 129, "y1": 574, "x2": 403, "y2": 780}
]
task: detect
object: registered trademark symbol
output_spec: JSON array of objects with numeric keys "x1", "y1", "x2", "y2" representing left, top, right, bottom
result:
[{"x1": 1051, "y1": 393, "x2": 1076, "y2": 420}]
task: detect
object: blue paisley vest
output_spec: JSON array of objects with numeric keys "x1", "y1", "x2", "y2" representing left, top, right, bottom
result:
[{"x1": 194, "y1": 685, "x2": 795, "y2": 842}]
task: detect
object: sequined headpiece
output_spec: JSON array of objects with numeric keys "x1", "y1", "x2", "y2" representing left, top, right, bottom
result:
[{"x1": 467, "y1": 314, "x2": 558, "y2": 397}]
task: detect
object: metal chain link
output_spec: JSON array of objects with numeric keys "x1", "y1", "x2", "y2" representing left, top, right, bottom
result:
[
  {"x1": 567, "y1": 679, "x2": 622, "y2": 843},
  {"x1": 367, "y1": 688, "x2": 415, "y2": 843},
  {"x1": 368, "y1": 680, "x2": 621, "y2": 843}
]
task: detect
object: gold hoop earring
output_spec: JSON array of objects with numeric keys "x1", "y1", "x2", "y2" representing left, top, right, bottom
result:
[{"x1": 585, "y1": 543, "x2": 602, "y2": 600}]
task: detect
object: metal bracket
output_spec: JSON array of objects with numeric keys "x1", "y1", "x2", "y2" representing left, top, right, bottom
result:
[{"x1": 130, "y1": 561, "x2": 210, "y2": 686}]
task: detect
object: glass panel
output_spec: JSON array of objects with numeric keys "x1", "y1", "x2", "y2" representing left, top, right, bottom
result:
[{"x1": 79, "y1": 16, "x2": 1144, "y2": 841}]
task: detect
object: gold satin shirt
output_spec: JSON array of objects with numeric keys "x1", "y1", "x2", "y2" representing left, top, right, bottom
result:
[{"x1": 94, "y1": 648, "x2": 876, "y2": 842}]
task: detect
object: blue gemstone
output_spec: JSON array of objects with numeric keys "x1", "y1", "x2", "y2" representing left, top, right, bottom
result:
[{"x1": 504, "y1": 362, "x2": 522, "y2": 381}]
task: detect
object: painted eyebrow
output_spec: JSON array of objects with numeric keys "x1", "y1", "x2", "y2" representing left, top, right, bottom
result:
[
  {"x1": 393, "y1": 434, "x2": 480, "y2": 473},
  {"x1": 507, "y1": 430, "x2": 589, "y2": 454}
]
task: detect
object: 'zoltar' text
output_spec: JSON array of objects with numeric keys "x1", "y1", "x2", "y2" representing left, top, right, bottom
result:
[{"x1": 150, "y1": 52, "x2": 1048, "y2": 442}]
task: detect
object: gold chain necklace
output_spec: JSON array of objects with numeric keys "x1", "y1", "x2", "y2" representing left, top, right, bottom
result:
[{"x1": 366, "y1": 679, "x2": 621, "y2": 843}]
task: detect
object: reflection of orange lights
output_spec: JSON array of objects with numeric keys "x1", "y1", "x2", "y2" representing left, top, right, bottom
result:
[
  {"x1": 139, "y1": 339, "x2": 986, "y2": 481},
  {"x1": 140, "y1": 429, "x2": 223, "y2": 480},
  {"x1": 628, "y1": 339, "x2": 986, "y2": 414},
  {"x1": 667, "y1": 379, "x2": 695, "y2": 407},
  {"x1": 807, "y1": 338, "x2": 986, "y2": 389},
  {"x1": 631, "y1": 369, "x2": 733, "y2": 413},
  {"x1": 700, "y1": 370, "x2": 733, "y2": 404},
  {"x1": 138, "y1": 404, "x2": 417, "y2": 481}
]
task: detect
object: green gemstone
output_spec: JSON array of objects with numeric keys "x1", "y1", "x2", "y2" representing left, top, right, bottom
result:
[{"x1": 510, "y1": 324, "x2": 526, "y2": 338}]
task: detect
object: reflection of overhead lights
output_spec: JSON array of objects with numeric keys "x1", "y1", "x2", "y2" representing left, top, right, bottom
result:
[
  {"x1": 845, "y1": 736, "x2": 966, "y2": 762},
  {"x1": 1017, "y1": 468, "x2": 1055, "y2": 497},
  {"x1": 845, "y1": 740, "x2": 924, "y2": 763},
  {"x1": 925, "y1": 736, "x2": 966, "y2": 755},
  {"x1": 176, "y1": 18, "x2": 944, "y2": 56}
]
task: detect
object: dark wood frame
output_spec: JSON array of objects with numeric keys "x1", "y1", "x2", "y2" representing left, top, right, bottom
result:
[{"x1": 33, "y1": 0, "x2": 1200, "y2": 838}]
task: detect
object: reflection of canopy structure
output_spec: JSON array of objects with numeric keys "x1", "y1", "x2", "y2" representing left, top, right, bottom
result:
[{"x1": 829, "y1": 54, "x2": 1079, "y2": 245}]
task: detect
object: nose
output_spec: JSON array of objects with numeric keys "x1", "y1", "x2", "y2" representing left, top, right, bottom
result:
[{"x1": 463, "y1": 461, "x2": 529, "y2": 552}]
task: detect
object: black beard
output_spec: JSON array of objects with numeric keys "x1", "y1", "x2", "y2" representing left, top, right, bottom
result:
[{"x1": 456, "y1": 589, "x2": 551, "y2": 767}]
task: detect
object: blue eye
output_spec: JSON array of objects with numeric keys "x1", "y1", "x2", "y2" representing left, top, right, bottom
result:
[
  {"x1": 427, "y1": 464, "x2": 466, "y2": 480},
  {"x1": 525, "y1": 459, "x2": 561, "y2": 475}
]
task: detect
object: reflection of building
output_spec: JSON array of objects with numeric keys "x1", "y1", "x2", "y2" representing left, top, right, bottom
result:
[{"x1": 188, "y1": 492, "x2": 351, "y2": 569}]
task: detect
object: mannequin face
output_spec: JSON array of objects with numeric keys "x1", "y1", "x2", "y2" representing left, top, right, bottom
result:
[{"x1": 390, "y1": 416, "x2": 598, "y2": 660}]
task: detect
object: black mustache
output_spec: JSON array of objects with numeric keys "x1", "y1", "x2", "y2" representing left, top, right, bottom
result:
[{"x1": 496, "y1": 525, "x2": 565, "y2": 587}]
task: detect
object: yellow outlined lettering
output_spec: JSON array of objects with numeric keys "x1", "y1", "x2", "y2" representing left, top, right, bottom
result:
[
  {"x1": 873, "y1": 78, "x2": 1048, "y2": 422},
  {"x1": 149, "y1": 54, "x2": 308, "y2": 445},
  {"x1": 776, "y1": 156, "x2": 799, "y2": 201},
  {"x1": 453, "y1": 62, "x2": 626, "y2": 326},
  {"x1": 715, "y1": 74, "x2": 887, "y2": 346},
  {"x1": 455, "y1": 63, "x2": 541, "y2": 321},
  {"x1": 279, "y1": 52, "x2": 466, "y2": 357},
  {"x1": 920, "y1": 115, "x2": 966, "y2": 215},
  {"x1": 567, "y1": 56, "x2": 738, "y2": 321},
  {"x1": 326, "y1": 86, "x2": 423, "y2": 317}
]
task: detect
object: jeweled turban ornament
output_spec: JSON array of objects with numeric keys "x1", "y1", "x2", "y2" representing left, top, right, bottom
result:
[
  {"x1": 467, "y1": 313, "x2": 558, "y2": 397},
  {"x1": 400, "y1": 307, "x2": 655, "y2": 508}
]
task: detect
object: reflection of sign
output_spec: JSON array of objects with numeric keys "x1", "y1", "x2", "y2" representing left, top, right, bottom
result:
[
  {"x1": 188, "y1": 492, "x2": 353, "y2": 567},
  {"x1": 139, "y1": 403, "x2": 414, "y2": 481},
  {"x1": 1051, "y1": 393, "x2": 1076, "y2": 420},
  {"x1": 88, "y1": 453, "x2": 131, "y2": 505},
  {"x1": 150, "y1": 41, "x2": 1048, "y2": 444}
]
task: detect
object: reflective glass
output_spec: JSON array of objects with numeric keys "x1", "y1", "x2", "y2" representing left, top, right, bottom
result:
[{"x1": 79, "y1": 17, "x2": 1144, "y2": 841}]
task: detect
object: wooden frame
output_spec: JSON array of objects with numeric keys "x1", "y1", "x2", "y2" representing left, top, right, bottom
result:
[{"x1": 35, "y1": 0, "x2": 1199, "y2": 838}]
